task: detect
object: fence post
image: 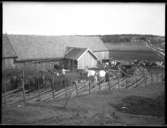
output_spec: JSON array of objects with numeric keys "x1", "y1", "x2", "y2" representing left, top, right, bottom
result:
[
  {"x1": 144, "y1": 73, "x2": 147, "y2": 87},
  {"x1": 22, "y1": 63, "x2": 26, "y2": 104},
  {"x1": 3, "y1": 77, "x2": 7, "y2": 105},
  {"x1": 52, "y1": 73, "x2": 55, "y2": 99},
  {"x1": 110, "y1": 78, "x2": 113, "y2": 90},
  {"x1": 98, "y1": 79, "x2": 101, "y2": 91},
  {"x1": 153, "y1": 72, "x2": 155, "y2": 84},
  {"x1": 154, "y1": 72, "x2": 156, "y2": 83},
  {"x1": 159, "y1": 72, "x2": 161, "y2": 83},
  {"x1": 158, "y1": 72, "x2": 160, "y2": 83},
  {"x1": 150, "y1": 71, "x2": 153, "y2": 85},
  {"x1": 108, "y1": 81, "x2": 110, "y2": 91},
  {"x1": 89, "y1": 80, "x2": 91, "y2": 95},
  {"x1": 37, "y1": 76, "x2": 41, "y2": 101},
  {"x1": 134, "y1": 76, "x2": 137, "y2": 88},
  {"x1": 125, "y1": 78, "x2": 128, "y2": 88},
  {"x1": 64, "y1": 77, "x2": 68, "y2": 99},
  {"x1": 42, "y1": 71, "x2": 45, "y2": 89},
  {"x1": 117, "y1": 77, "x2": 119, "y2": 89},
  {"x1": 162, "y1": 71, "x2": 164, "y2": 84},
  {"x1": 74, "y1": 81, "x2": 78, "y2": 96},
  {"x1": 155, "y1": 72, "x2": 157, "y2": 83},
  {"x1": 2, "y1": 61, "x2": 7, "y2": 105},
  {"x1": 63, "y1": 78, "x2": 71, "y2": 108}
]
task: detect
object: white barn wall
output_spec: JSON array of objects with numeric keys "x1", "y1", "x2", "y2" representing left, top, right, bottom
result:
[{"x1": 77, "y1": 51, "x2": 97, "y2": 69}]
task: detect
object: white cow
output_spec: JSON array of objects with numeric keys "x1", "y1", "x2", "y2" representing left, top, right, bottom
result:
[
  {"x1": 87, "y1": 70, "x2": 96, "y2": 77},
  {"x1": 84, "y1": 68, "x2": 107, "y2": 83},
  {"x1": 61, "y1": 68, "x2": 66, "y2": 75},
  {"x1": 97, "y1": 70, "x2": 107, "y2": 83},
  {"x1": 98, "y1": 70, "x2": 106, "y2": 78},
  {"x1": 84, "y1": 69, "x2": 97, "y2": 82},
  {"x1": 111, "y1": 60, "x2": 117, "y2": 65}
]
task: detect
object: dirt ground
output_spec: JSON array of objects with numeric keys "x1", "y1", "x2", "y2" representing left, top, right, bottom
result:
[{"x1": 2, "y1": 80, "x2": 165, "y2": 126}]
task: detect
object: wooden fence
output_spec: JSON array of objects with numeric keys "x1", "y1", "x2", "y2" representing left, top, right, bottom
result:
[{"x1": 2, "y1": 66, "x2": 164, "y2": 106}]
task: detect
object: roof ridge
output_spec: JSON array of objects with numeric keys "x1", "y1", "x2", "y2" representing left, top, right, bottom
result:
[
  {"x1": 4, "y1": 34, "x2": 100, "y2": 37},
  {"x1": 65, "y1": 46, "x2": 88, "y2": 56},
  {"x1": 64, "y1": 47, "x2": 74, "y2": 56},
  {"x1": 66, "y1": 46, "x2": 87, "y2": 49}
]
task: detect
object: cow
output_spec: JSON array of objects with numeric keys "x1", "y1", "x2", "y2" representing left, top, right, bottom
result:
[
  {"x1": 97, "y1": 70, "x2": 106, "y2": 83},
  {"x1": 87, "y1": 70, "x2": 96, "y2": 83},
  {"x1": 84, "y1": 69, "x2": 107, "y2": 84}
]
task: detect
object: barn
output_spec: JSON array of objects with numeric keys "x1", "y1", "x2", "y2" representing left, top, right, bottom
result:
[
  {"x1": 3, "y1": 34, "x2": 108, "y2": 71},
  {"x1": 2, "y1": 35, "x2": 18, "y2": 71}
]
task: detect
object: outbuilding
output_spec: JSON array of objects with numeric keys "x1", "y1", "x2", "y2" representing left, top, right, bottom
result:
[{"x1": 64, "y1": 47, "x2": 98, "y2": 69}]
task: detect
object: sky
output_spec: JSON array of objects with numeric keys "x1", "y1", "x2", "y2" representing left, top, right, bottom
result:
[{"x1": 3, "y1": 2, "x2": 165, "y2": 36}]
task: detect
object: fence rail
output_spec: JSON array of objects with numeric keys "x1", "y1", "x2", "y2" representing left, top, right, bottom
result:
[{"x1": 2, "y1": 66, "x2": 164, "y2": 106}]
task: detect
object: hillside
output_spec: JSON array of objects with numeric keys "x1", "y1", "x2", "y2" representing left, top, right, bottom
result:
[{"x1": 100, "y1": 34, "x2": 165, "y2": 51}]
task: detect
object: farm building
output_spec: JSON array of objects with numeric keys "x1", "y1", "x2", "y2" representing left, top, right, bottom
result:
[
  {"x1": 103, "y1": 41, "x2": 164, "y2": 65},
  {"x1": 64, "y1": 47, "x2": 98, "y2": 69},
  {"x1": 2, "y1": 35, "x2": 18, "y2": 71},
  {"x1": 2, "y1": 34, "x2": 108, "y2": 71}
]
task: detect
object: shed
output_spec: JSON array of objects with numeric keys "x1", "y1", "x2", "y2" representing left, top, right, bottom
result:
[{"x1": 64, "y1": 47, "x2": 98, "y2": 69}]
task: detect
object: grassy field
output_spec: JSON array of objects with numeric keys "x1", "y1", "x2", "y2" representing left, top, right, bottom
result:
[{"x1": 2, "y1": 77, "x2": 165, "y2": 125}]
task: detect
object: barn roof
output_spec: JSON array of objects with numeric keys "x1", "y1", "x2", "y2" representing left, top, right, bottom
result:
[
  {"x1": 64, "y1": 47, "x2": 87, "y2": 60},
  {"x1": 109, "y1": 50, "x2": 163, "y2": 62},
  {"x1": 3, "y1": 34, "x2": 17, "y2": 58},
  {"x1": 104, "y1": 41, "x2": 151, "y2": 51},
  {"x1": 64, "y1": 47, "x2": 98, "y2": 60},
  {"x1": 4, "y1": 34, "x2": 107, "y2": 61}
]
